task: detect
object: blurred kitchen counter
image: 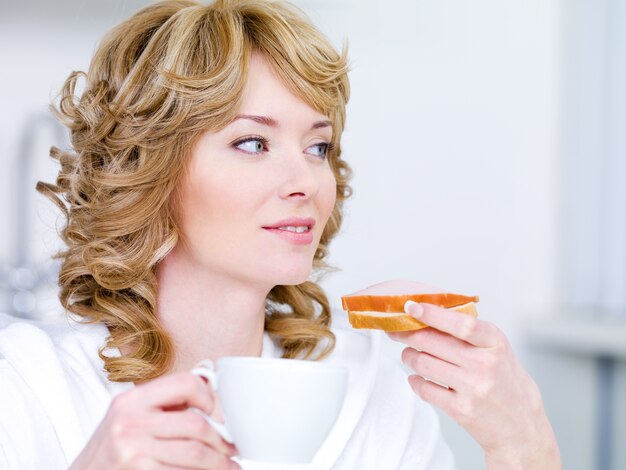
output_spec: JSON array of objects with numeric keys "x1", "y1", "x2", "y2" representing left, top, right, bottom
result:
[{"x1": 526, "y1": 313, "x2": 626, "y2": 360}]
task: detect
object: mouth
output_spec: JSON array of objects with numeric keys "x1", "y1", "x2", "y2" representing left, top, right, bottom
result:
[
  {"x1": 262, "y1": 218, "x2": 316, "y2": 245},
  {"x1": 262, "y1": 217, "x2": 316, "y2": 232},
  {"x1": 265, "y1": 225, "x2": 313, "y2": 233}
]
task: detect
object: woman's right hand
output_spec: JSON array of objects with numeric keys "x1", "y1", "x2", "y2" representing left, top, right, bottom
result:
[{"x1": 70, "y1": 372, "x2": 239, "y2": 469}]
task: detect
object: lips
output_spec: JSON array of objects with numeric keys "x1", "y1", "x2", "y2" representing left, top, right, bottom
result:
[
  {"x1": 262, "y1": 217, "x2": 316, "y2": 231},
  {"x1": 262, "y1": 217, "x2": 316, "y2": 245}
]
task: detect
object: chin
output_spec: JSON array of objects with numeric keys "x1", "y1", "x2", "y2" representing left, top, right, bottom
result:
[{"x1": 271, "y1": 263, "x2": 313, "y2": 286}]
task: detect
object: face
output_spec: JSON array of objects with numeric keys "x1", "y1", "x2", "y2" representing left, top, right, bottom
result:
[{"x1": 174, "y1": 53, "x2": 337, "y2": 288}]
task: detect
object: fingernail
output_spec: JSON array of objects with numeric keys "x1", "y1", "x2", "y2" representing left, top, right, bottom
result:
[{"x1": 404, "y1": 300, "x2": 424, "y2": 317}]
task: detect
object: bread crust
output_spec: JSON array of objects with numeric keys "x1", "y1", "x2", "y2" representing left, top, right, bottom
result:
[
  {"x1": 346, "y1": 302, "x2": 479, "y2": 332},
  {"x1": 341, "y1": 293, "x2": 479, "y2": 312}
]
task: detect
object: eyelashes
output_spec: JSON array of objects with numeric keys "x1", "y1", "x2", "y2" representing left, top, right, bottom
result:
[
  {"x1": 232, "y1": 135, "x2": 270, "y2": 154},
  {"x1": 304, "y1": 140, "x2": 334, "y2": 159},
  {"x1": 231, "y1": 135, "x2": 334, "y2": 159}
]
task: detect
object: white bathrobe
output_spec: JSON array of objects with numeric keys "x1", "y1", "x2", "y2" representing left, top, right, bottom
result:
[{"x1": 0, "y1": 311, "x2": 456, "y2": 469}]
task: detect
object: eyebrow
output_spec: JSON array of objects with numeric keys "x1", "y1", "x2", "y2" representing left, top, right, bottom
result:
[{"x1": 235, "y1": 114, "x2": 333, "y2": 130}]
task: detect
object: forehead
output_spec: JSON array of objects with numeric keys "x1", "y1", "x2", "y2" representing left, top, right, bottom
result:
[{"x1": 238, "y1": 53, "x2": 329, "y2": 123}]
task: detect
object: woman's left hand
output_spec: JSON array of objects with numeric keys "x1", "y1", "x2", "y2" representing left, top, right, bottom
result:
[{"x1": 387, "y1": 301, "x2": 561, "y2": 470}]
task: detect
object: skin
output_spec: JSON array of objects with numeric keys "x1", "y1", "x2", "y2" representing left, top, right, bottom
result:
[
  {"x1": 70, "y1": 53, "x2": 337, "y2": 469},
  {"x1": 388, "y1": 301, "x2": 562, "y2": 469}
]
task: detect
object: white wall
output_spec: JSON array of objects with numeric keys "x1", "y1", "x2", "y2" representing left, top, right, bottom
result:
[
  {"x1": 1, "y1": 1, "x2": 619, "y2": 469},
  {"x1": 306, "y1": 0, "x2": 562, "y2": 336}
]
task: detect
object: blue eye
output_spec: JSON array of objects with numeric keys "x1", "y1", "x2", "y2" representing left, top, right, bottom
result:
[
  {"x1": 306, "y1": 142, "x2": 334, "y2": 159},
  {"x1": 234, "y1": 137, "x2": 268, "y2": 155}
]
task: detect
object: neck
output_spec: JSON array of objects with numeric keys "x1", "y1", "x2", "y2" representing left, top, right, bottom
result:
[{"x1": 155, "y1": 249, "x2": 270, "y2": 374}]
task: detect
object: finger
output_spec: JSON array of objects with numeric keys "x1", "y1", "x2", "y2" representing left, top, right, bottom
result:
[
  {"x1": 128, "y1": 372, "x2": 216, "y2": 416},
  {"x1": 402, "y1": 347, "x2": 466, "y2": 390},
  {"x1": 387, "y1": 327, "x2": 475, "y2": 367},
  {"x1": 148, "y1": 411, "x2": 237, "y2": 458},
  {"x1": 148, "y1": 438, "x2": 236, "y2": 469},
  {"x1": 401, "y1": 301, "x2": 497, "y2": 347},
  {"x1": 407, "y1": 374, "x2": 456, "y2": 413}
]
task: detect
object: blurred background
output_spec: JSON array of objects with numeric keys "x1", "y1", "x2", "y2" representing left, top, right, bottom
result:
[{"x1": 0, "y1": 0, "x2": 624, "y2": 468}]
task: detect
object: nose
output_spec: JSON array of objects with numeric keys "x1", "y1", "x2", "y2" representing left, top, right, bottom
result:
[{"x1": 277, "y1": 152, "x2": 321, "y2": 201}]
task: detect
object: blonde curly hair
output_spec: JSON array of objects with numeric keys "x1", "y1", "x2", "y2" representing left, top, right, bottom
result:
[{"x1": 37, "y1": 0, "x2": 351, "y2": 383}]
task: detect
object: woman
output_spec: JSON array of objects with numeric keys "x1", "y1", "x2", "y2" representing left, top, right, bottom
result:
[{"x1": 0, "y1": 0, "x2": 561, "y2": 468}]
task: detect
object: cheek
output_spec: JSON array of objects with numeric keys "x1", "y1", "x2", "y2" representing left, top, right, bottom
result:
[
  {"x1": 181, "y1": 170, "x2": 242, "y2": 236},
  {"x1": 320, "y1": 171, "x2": 338, "y2": 218}
]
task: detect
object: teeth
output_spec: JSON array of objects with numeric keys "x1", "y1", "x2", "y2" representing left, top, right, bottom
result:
[{"x1": 277, "y1": 225, "x2": 309, "y2": 233}]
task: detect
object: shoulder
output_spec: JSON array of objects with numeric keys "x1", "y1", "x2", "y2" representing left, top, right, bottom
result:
[
  {"x1": 0, "y1": 311, "x2": 107, "y2": 349},
  {"x1": 0, "y1": 312, "x2": 111, "y2": 378},
  {"x1": 0, "y1": 313, "x2": 129, "y2": 467},
  {"x1": 0, "y1": 311, "x2": 129, "y2": 406}
]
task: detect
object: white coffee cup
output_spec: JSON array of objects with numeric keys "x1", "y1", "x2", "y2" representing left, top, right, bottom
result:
[{"x1": 191, "y1": 357, "x2": 348, "y2": 464}]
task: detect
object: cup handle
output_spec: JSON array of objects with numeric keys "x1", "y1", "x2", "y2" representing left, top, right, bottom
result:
[{"x1": 191, "y1": 360, "x2": 235, "y2": 444}]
